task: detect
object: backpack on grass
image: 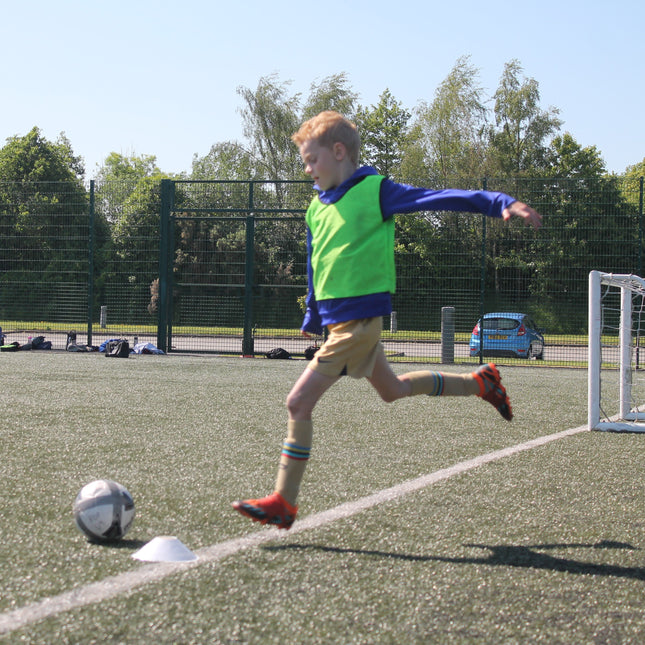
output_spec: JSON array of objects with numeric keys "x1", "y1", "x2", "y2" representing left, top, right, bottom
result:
[
  {"x1": 304, "y1": 345, "x2": 319, "y2": 360},
  {"x1": 265, "y1": 347, "x2": 291, "y2": 360},
  {"x1": 105, "y1": 339, "x2": 130, "y2": 358},
  {"x1": 31, "y1": 336, "x2": 51, "y2": 350}
]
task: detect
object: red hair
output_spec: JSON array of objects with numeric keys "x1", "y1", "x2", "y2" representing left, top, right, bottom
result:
[{"x1": 292, "y1": 111, "x2": 360, "y2": 165}]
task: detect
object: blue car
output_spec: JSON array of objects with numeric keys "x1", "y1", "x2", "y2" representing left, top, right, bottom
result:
[{"x1": 469, "y1": 312, "x2": 545, "y2": 360}]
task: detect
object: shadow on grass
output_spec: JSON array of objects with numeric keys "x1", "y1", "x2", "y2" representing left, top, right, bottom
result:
[
  {"x1": 85, "y1": 537, "x2": 149, "y2": 550},
  {"x1": 264, "y1": 539, "x2": 645, "y2": 580}
]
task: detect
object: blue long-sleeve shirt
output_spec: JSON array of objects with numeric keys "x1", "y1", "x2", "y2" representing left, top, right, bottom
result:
[{"x1": 302, "y1": 166, "x2": 517, "y2": 335}]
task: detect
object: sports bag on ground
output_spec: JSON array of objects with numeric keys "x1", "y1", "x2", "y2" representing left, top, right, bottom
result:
[
  {"x1": 265, "y1": 347, "x2": 291, "y2": 359},
  {"x1": 105, "y1": 339, "x2": 130, "y2": 358},
  {"x1": 304, "y1": 345, "x2": 320, "y2": 360}
]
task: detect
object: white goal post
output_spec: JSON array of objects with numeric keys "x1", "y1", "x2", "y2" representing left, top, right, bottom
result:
[{"x1": 588, "y1": 270, "x2": 645, "y2": 432}]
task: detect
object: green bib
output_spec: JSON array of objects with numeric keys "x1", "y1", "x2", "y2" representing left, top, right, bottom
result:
[{"x1": 306, "y1": 175, "x2": 395, "y2": 301}]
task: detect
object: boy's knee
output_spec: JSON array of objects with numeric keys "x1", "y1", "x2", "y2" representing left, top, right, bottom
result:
[
  {"x1": 377, "y1": 387, "x2": 402, "y2": 404},
  {"x1": 285, "y1": 392, "x2": 298, "y2": 415},
  {"x1": 366, "y1": 376, "x2": 409, "y2": 404},
  {"x1": 286, "y1": 390, "x2": 307, "y2": 418}
]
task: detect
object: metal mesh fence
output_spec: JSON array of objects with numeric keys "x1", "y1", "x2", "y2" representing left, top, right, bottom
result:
[
  {"x1": 0, "y1": 176, "x2": 642, "y2": 367},
  {"x1": 96, "y1": 179, "x2": 161, "y2": 334},
  {"x1": 0, "y1": 181, "x2": 90, "y2": 346}
]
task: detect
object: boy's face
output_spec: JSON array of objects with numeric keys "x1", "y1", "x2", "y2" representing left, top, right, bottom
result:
[{"x1": 299, "y1": 139, "x2": 346, "y2": 191}]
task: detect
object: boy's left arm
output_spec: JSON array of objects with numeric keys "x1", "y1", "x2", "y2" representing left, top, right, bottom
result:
[
  {"x1": 502, "y1": 201, "x2": 542, "y2": 230},
  {"x1": 380, "y1": 180, "x2": 543, "y2": 229}
]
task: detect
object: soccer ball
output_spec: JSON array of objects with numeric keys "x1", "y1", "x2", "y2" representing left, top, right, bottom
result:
[{"x1": 73, "y1": 479, "x2": 135, "y2": 541}]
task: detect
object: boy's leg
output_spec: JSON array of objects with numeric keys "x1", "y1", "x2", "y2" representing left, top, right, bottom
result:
[
  {"x1": 367, "y1": 349, "x2": 477, "y2": 399},
  {"x1": 274, "y1": 419, "x2": 312, "y2": 506},
  {"x1": 404, "y1": 370, "x2": 479, "y2": 396},
  {"x1": 367, "y1": 348, "x2": 413, "y2": 401},
  {"x1": 405, "y1": 363, "x2": 512, "y2": 420},
  {"x1": 369, "y1": 352, "x2": 512, "y2": 421},
  {"x1": 286, "y1": 364, "x2": 340, "y2": 421},
  {"x1": 232, "y1": 367, "x2": 337, "y2": 529},
  {"x1": 275, "y1": 367, "x2": 338, "y2": 505}
]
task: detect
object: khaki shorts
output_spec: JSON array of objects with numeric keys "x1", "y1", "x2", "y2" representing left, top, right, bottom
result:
[{"x1": 308, "y1": 317, "x2": 384, "y2": 379}]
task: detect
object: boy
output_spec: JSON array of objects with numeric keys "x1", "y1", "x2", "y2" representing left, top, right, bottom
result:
[{"x1": 233, "y1": 111, "x2": 542, "y2": 530}]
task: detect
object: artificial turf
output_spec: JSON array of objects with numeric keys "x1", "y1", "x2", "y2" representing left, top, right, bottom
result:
[{"x1": 2, "y1": 352, "x2": 643, "y2": 643}]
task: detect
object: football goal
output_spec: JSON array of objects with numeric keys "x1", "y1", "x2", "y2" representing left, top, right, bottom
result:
[{"x1": 588, "y1": 270, "x2": 645, "y2": 432}]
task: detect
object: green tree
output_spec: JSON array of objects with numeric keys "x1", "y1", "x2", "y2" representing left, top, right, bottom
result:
[
  {"x1": 0, "y1": 127, "x2": 84, "y2": 182},
  {"x1": 355, "y1": 88, "x2": 411, "y2": 178},
  {"x1": 0, "y1": 127, "x2": 91, "y2": 320},
  {"x1": 624, "y1": 158, "x2": 645, "y2": 181},
  {"x1": 544, "y1": 133, "x2": 605, "y2": 178},
  {"x1": 191, "y1": 142, "x2": 257, "y2": 181},
  {"x1": 95, "y1": 152, "x2": 162, "y2": 223},
  {"x1": 477, "y1": 63, "x2": 563, "y2": 321},
  {"x1": 489, "y1": 60, "x2": 562, "y2": 175},
  {"x1": 621, "y1": 157, "x2": 645, "y2": 212},
  {"x1": 198, "y1": 73, "x2": 361, "y2": 187},
  {"x1": 521, "y1": 135, "x2": 635, "y2": 331},
  {"x1": 95, "y1": 151, "x2": 159, "y2": 182},
  {"x1": 394, "y1": 58, "x2": 490, "y2": 322},
  {"x1": 93, "y1": 152, "x2": 175, "y2": 323},
  {"x1": 302, "y1": 72, "x2": 359, "y2": 121},
  {"x1": 194, "y1": 72, "x2": 360, "y2": 190},
  {"x1": 237, "y1": 74, "x2": 302, "y2": 181},
  {"x1": 411, "y1": 56, "x2": 488, "y2": 184},
  {"x1": 186, "y1": 73, "x2": 308, "y2": 319}
]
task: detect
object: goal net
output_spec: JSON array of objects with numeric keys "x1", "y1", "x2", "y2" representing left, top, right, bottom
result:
[{"x1": 588, "y1": 270, "x2": 645, "y2": 432}]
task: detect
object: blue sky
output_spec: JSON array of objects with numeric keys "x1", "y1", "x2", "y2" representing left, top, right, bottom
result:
[{"x1": 2, "y1": 0, "x2": 643, "y2": 178}]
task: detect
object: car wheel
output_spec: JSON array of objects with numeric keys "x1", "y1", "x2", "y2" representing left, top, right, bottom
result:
[{"x1": 529, "y1": 343, "x2": 544, "y2": 360}]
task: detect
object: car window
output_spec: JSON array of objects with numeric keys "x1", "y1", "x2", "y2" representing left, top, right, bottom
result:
[{"x1": 483, "y1": 318, "x2": 519, "y2": 331}]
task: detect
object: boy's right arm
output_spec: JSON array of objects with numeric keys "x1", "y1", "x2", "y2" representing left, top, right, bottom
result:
[
  {"x1": 302, "y1": 304, "x2": 322, "y2": 337},
  {"x1": 301, "y1": 227, "x2": 323, "y2": 336}
]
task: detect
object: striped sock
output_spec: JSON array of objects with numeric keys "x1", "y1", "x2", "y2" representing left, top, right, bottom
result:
[
  {"x1": 406, "y1": 371, "x2": 478, "y2": 396},
  {"x1": 406, "y1": 371, "x2": 444, "y2": 396},
  {"x1": 275, "y1": 420, "x2": 313, "y2": 506},
  {"x1": 281, "y1": 440, "x2": 311, "y2": 461}
]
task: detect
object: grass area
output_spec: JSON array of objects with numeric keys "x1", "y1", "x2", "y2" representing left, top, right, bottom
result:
[{"x1": 1, "y1": 353, "x2": 644, "y2": 643}]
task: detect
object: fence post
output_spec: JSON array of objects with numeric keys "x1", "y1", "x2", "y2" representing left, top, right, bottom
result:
[
  {"x1": 242, "y1": 183, "x2": 255, "y2": 356},
  {"x1": 440, "y1": 306, "x2": 455, "y2": 363},
  {"x1": 87, "y1": 180, "x2": 95, "y2": 346},
  {"x1": 157, "y1": 179, "x2": 173, "y2": 353},
  {"x1": 639, "y1": 176, "x2": 644, "y2": 277},
  {"x1": 478, "y1": 178, "x2": 488, "y2": 365}
]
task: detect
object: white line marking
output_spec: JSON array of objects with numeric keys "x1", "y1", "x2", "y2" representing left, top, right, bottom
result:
[{"x1": 0, "y1": 424, "x2": 588, "y2": 635}]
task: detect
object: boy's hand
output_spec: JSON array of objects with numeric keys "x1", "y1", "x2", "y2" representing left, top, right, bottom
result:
[{"x1": 502, "y1": 201, "x2": 542, "y2": 229}]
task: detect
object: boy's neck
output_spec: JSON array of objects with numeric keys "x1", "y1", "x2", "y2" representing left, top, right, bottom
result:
[{"x1": 331, "y1": 161, "x2": 358, "y2": 190}]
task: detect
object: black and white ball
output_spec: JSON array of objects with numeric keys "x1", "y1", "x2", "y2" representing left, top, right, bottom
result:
[{"x1": 73, "y1": 479, "x2": 135, "y2": 541}]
